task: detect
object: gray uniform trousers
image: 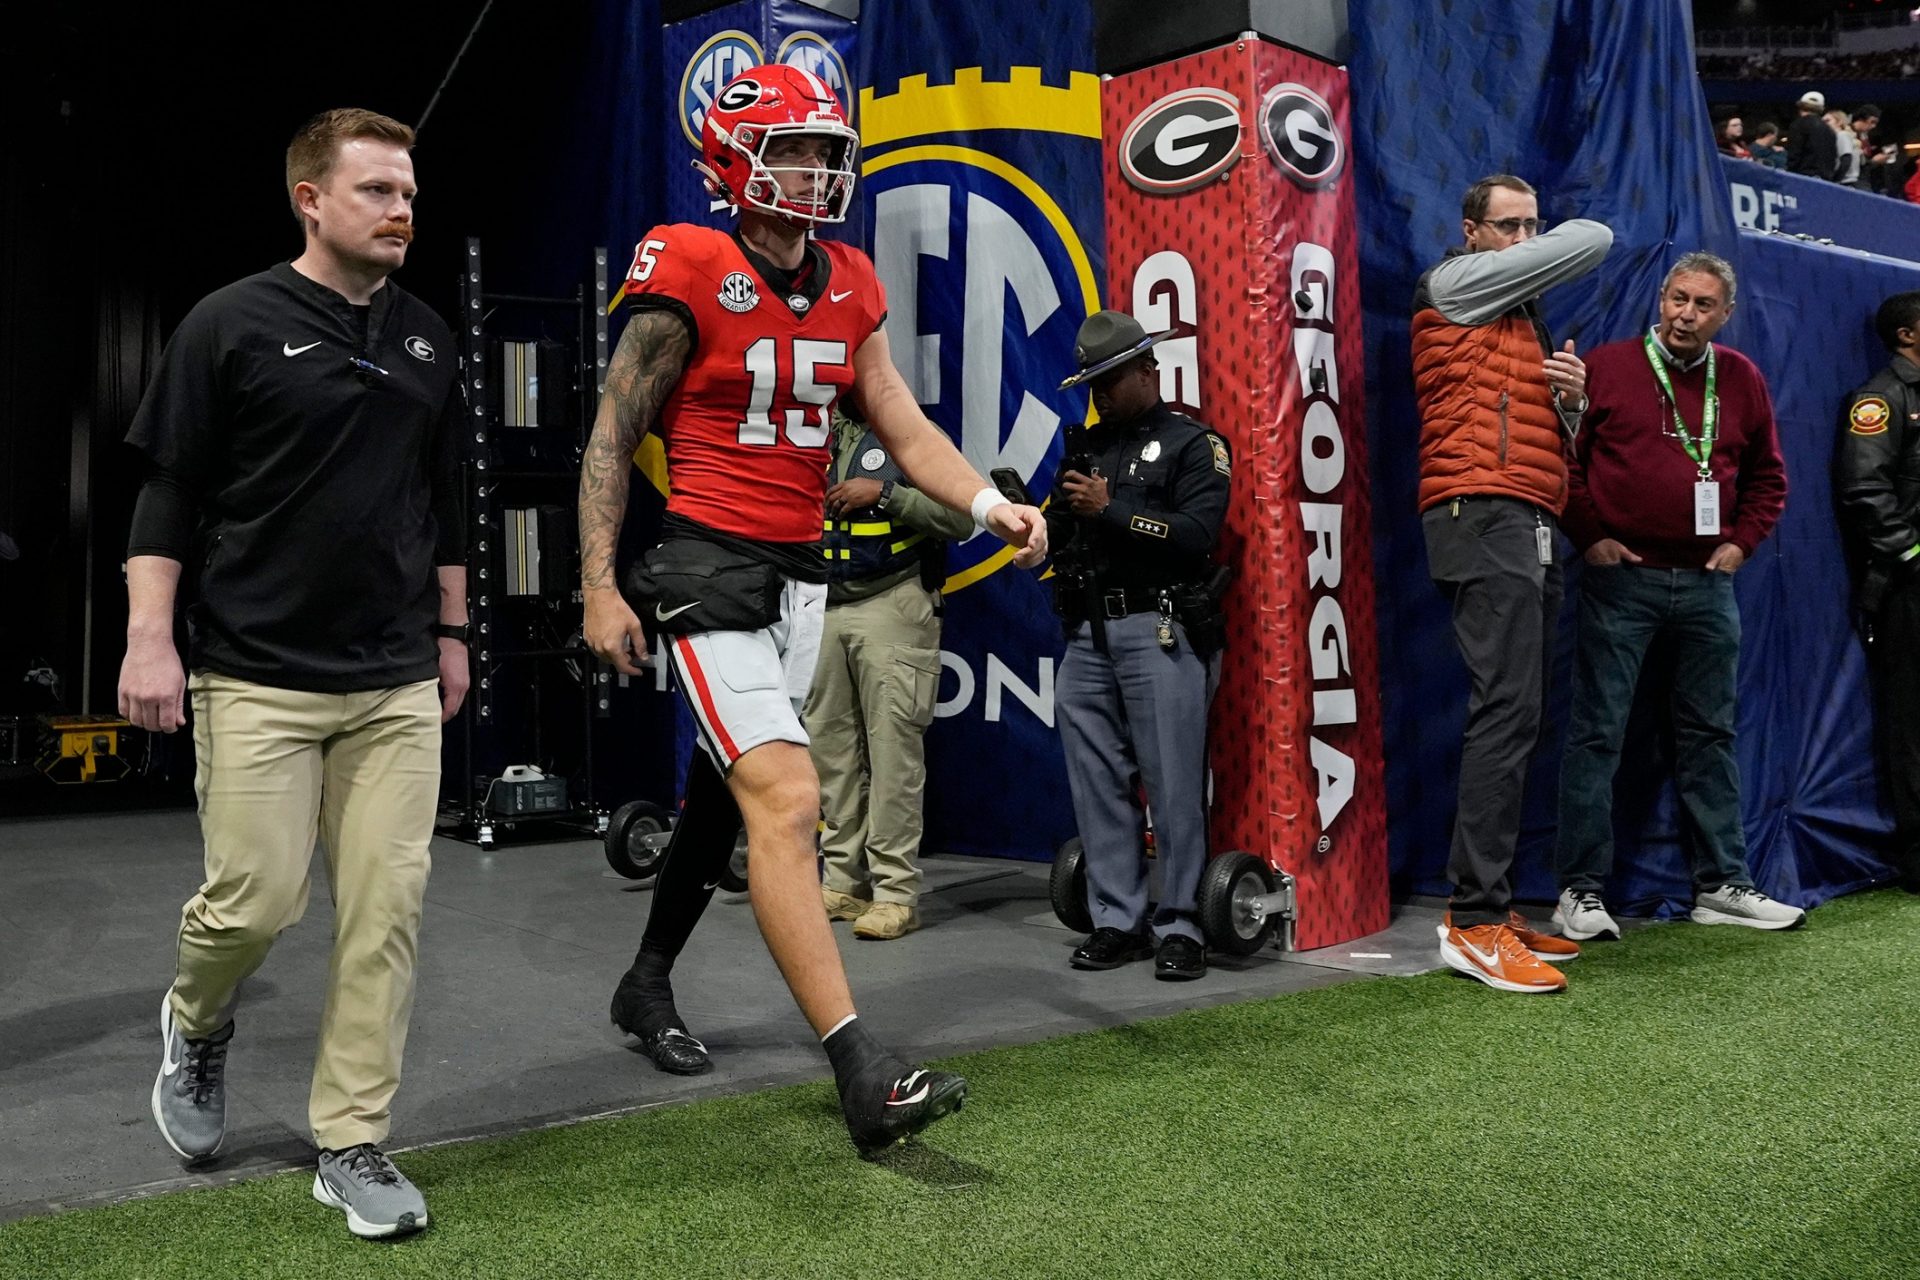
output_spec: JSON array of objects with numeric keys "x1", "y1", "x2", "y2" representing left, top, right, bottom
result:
[{"x1": 1056, "y1": 612, "x2": 1218, "y2": 943}]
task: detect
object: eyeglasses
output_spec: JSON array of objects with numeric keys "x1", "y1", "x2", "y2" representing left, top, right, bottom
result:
[{"x1": 1476, "y1": 217, "x2": 1544, "y2": 235}]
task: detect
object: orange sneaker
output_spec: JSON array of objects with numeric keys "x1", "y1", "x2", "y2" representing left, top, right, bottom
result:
[
  {"x1": 1437, "y1": 921, "x2": 1567, "y2": 994},
  {"x1": 1509, "y1": 911, "x2": 1579, "y2": 963}
]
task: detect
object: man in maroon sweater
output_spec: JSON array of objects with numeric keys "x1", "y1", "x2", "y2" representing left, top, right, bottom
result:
[{"x1": 1553, "y1": 252, "x2": 1806, "y2": 939}]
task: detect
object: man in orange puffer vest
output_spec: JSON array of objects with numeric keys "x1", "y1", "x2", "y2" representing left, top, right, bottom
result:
[{"x1": 1411, "y1": 174, "x2": 1612, "y2": 995}]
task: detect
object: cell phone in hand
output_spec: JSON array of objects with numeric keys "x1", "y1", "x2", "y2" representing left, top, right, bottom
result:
[{"x1": 989, "y1": 467, "x2": 1032, "y2": 506}]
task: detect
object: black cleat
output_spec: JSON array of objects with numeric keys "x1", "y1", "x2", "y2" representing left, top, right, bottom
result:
[
  {"x1": 610, "y1": 976, "x2": 713, "y2": 1075},
  {"x1": 627, "y1": 1025, "x2": 713, "y2": 1075},
  {"x1": 840, "y1": 1065, "x2": 968, "y2": 1158}
]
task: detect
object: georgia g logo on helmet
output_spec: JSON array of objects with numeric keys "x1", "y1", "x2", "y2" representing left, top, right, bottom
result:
[{"x1": 694, "y1": 63, "x2": 860, "y2": 227}]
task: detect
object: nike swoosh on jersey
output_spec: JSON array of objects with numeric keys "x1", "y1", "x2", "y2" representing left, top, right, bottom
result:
[
  {"x1": 283, "y1": 341, "x2": 322, "y2": 357},
  {"x1": 829, "y1": 289, "x2": 853, "y2": 303},
  {"x1": 702, "y1": 878, "x2": 723, "y2": 891},
  {"x1": 656, "y1": 601, "x2": 702, "y2": 621}
]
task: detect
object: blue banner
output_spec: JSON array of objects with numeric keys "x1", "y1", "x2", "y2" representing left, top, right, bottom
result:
[
  {"x1": 1352, "y1": 0, "x2": 1907, "y2": 913},
  {"x1": 1695, "y1": 230, "x2": 1916, "y2": 908},
  {"x1": 1350, "y1": 0, "x2": 1758, "y2": 911},
  {"x1": 1721, "y1": 155, "x2": 1920, "y2": 265},
  {"x1": 858, "y1": 4, "x2": 1105, "y2": 860}
]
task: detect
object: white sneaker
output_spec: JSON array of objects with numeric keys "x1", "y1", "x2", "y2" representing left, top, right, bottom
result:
[
  {"x1": 1552, "y1": 889, "x2": 1620, "y2": 941},
  {"x1": 1690, "y1": 885, "x2": 1806, "y2": 931}
]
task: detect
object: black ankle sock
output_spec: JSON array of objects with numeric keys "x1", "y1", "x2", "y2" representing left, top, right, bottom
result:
[
  {"x1": 614, "y1": 943, "x2": 686, "y2": 1038},
  {"x1": 822, "y1": 1017, "x2": 895, "y2": 1094}
]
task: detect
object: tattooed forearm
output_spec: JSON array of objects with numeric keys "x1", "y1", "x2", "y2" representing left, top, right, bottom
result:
[{"x1": 578, "y1": 310, "x2": 692, "y2": 590}]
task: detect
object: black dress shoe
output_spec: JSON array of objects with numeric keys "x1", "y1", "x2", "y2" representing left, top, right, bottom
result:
[
  {"x1": 1154, "y1": 935, "x2": 1207, "y2": 981},
  {"x1": 1070, "y1": 927, "x2": 1155, "y2": 970}
]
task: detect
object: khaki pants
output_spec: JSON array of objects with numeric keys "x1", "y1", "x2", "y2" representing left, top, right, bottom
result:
[
  {"x1": 802, "y1": 577, "x2": 942, "y2": 907},
  {"x1": 169, "y1": 671, "x2": 441, "y2": 1150}
]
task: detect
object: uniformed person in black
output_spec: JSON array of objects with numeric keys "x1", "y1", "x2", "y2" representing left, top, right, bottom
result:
[
  {"x1": 1836, "y1": 290, "x2": 1920, "y2": 892},
  {"x1": 1049, "y1": 310, "x2": 1232, "y2": 980},
  {"x1": 117, "y1": 108, "x2": 466, "y2": 1238}
]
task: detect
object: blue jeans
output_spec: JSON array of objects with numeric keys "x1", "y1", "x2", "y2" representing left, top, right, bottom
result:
[{"x1": 1555, "y1": 564, "x2": 1754, "y2": 895}]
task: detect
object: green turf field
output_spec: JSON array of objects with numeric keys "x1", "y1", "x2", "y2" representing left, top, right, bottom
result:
[{"x1": 5, "y1": 890, "x2": 1916, "y2": 1280}]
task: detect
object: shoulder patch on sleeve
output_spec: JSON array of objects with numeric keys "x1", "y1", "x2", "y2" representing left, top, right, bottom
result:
[
  {"x1": 1851, "y1": 395, "x2": 1892, "y2": 436},
  {"x1": 1206, "y1": 433, "x2": 1232, "y2": 476},
  {"x1": 1129, "y1": 514, "x2": 1170, "y2": 539}
]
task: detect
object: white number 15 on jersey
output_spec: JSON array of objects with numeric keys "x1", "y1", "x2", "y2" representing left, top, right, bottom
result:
[{"x1": 738, "y1": 337, "x2": 847, "y2": 448}]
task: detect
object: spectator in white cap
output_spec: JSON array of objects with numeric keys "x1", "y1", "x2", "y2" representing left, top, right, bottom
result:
[{"x1": 1787, "y1": 91, "x2": 1839, "y2": 181}]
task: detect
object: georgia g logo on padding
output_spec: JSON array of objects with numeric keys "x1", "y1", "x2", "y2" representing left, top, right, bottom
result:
[
  {"x1": 1119, "y1": 88, "x2": 1242, "y2": 195},
  {"x1": 1259, "y1": 83, "x2": 1345, "y2": 189}
]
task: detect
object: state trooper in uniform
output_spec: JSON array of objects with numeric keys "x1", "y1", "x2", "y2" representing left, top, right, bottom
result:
[
  {"x1": 803, "y1": 404, "x2": 973, "y2": 939},
  {"x1": 1836, "y1": 290, "x2": 1920, "y2": 892},
  {"x1": 1049, "y1": 310, "x2": 1232, "y2": 981}
]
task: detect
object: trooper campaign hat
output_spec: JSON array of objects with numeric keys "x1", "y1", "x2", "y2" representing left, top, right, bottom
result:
[{"x1": 1059, "y1": 310, "x2": 1174, "y2": 390}]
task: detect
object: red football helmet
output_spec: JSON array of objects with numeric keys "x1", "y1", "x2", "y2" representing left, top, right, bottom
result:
[{"x1": 695, "y1": 63, "x2": 859, "y2": 227}]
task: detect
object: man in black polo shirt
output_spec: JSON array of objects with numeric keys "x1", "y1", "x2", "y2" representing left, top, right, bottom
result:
[{"x1": 118, "y1": 108, "x2": 466, "y2": 1239}]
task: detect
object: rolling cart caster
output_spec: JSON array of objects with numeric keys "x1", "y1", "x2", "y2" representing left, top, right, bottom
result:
[
  {"x1": 605, "y1": 800, "x2": 673, "y2": 880},
  {"x1": 1200, "y1": 851, "x2": 1294, "y2": 955},
  {"x1": 1049, "y1": 836, "x2": 1093, "y2": 934}
]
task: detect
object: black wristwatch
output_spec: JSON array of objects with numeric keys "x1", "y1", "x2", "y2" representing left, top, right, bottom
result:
[{"x1": 433, "y1": 622, "x2": 472, "y2": 643}]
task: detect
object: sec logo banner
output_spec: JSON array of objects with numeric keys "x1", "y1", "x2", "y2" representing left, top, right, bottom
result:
[
  {"x1": 679, "y1": 31, "x2": 764, "y2": 149},
  {"x1": 861, "y1": 69, "x2": 1103, "y2": 589}
]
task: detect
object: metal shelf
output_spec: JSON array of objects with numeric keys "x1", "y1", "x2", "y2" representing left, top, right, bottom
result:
[{"x1": 444, "y1": 238, "x2": 614, "y2": 846}]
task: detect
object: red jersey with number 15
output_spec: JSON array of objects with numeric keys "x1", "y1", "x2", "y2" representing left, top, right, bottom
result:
[{"x1": 620, "y1": 224, "x2": 887, "y2": 542}]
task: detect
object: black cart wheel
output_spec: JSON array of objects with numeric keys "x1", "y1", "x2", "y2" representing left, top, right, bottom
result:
[
  {"x1": 716, "y1": 833, "x2": 749, "y2": 894},
  {"x1": 605, "y1": 801, "x2": 672, "y2": 880},
  {"x1": 1049, "y1": 837, "x2": 1093, "y2": 934},
  {"x1": 1199, "y1": 851, "x2": 1277, "y2": 956}
]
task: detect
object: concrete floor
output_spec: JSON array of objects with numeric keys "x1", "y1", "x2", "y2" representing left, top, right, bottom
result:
[{"x1": 0, "y1": 812, "x2": 1445, "y2": 1222}]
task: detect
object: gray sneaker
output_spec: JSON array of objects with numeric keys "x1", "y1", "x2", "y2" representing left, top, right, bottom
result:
[
  {"x1": 150, "y1": 996, "x2": 232, "y2": 1164},
  {"x1": 313, "y1": 1144, "x2": 429, "y2": 1238},
  {"x1": 1690, "y1": 884, "x2": 1807, "y2": 931},
  {"x1": 1553, "y1": 889, "x2": 1621, "y2": 941}
]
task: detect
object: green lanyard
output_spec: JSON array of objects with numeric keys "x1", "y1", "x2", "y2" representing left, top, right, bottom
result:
[{"x1": 1643, "y1": 332, "x2": 1717, "y2": 480}]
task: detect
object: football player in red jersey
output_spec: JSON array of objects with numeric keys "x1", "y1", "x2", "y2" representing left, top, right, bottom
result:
[{"x1": 577, "y1": 63, "x2": 1046, "y2": 1156}]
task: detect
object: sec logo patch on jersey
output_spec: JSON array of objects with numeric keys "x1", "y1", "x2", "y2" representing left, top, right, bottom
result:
[
  {"x1": 718, "y1": 271, "x2": 760, "y2": 314},
  {"x1": 1851, "y1": 395, "x2": 1892, "y2": 435}
]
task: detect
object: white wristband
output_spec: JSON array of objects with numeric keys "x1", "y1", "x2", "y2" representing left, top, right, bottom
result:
[{"x1": 970, "y1": 486, "x2": 1009, "y2": 531}]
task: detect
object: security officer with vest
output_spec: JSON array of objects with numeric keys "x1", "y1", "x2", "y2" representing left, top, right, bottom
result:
[
  {"x1": 1836, "y1": 290, "x2": 1920, "y2": 893},
  {"x1": 802, "y1": 404, "x2": 974, "y2": 939},
  {"x1": 1049, "y1": 310, "x2": 1232, "y2": 981}
]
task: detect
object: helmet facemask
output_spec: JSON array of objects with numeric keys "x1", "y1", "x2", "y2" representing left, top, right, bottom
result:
[{"x1": 699, "y1": 117, "x2": 859, "y2": 228}]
